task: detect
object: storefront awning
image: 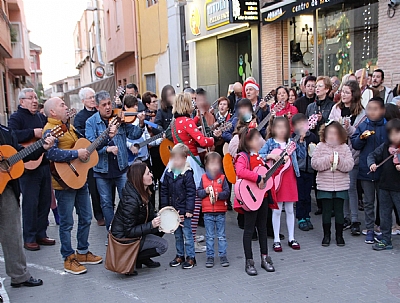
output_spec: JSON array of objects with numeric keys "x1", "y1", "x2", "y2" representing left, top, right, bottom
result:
[{"x1": 262, "y1": 0, "x2": 345, "y2": 25}]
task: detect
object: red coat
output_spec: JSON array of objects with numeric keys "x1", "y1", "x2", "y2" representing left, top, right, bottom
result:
[
  {"x1": 172, "y1": 116, "x2": 214, "y2": 156},
  {"x1": 272, "y1": 102, "x2": 298, "y2": 133},
  {"x1": 200, "y1": 174, "x2": 228, "y2": 213}
]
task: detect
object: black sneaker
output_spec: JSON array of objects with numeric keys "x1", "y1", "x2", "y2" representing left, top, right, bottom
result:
[
  {"x1": 205, "y1": 257, "x2": 214, "y2": 268},
  {"x1": 220, "y1": 256, "x2": 230, "y2": 267},
  {"x1": 298, "y1": 219, "x2": 309, "y2": 231},
  {"x1": 306, "y1": 218, "x2": 314, "y2": 230},
  {"x1": 343, "y1": 218, "x2": 351, "y2": 230},
  {"x1": 350, "y1": 222, "x2": 361, "y2": 236},
  {"x1": 182, "y1": 257, "x2": 196, "y2": 269},
  {"x1": 169, "y1": 255, "x2": 184, "y2": 267}
]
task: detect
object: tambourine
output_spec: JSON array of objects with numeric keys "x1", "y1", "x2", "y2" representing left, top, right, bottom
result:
[
  {"x1": 209, "y1": 186, "x2": 216, "y2": 204},
  {"x1": 331, "y1": 151, "x2": 339, "y2": 171},
  {"x1": 360, "y1": 130, "x2": 375, "y2": 140},
  {"x1": 158, "y1": 206, "x2": 180, "y2": 234},
  {"x1": 308, "y1": 142, "x2": 317, "y2": 157}
]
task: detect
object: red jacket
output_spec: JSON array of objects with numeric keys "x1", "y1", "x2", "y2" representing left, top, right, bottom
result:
[
  {"x1": 172, "y1": 116, "x2": 214, "y2": 156},
  {"x1": 198, "y1": 173, "x2": 230, "y2": 213},
  {"x1": 272, "y1": 102, "x2": 298, "y2": 133}
]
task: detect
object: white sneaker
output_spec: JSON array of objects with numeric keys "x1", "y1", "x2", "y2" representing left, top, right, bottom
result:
[
  {"x1": 196, "y1": 235, "x2": 205, "y2": 242},
  {"x1": 195, "y1": 241, "x2": 206, "y2": 253},
  {"x1": 391, "y1": 227, "x2": 400, "y2": 235}
]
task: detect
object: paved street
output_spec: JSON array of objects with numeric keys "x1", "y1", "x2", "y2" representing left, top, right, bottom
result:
[{"x1": 2, "y1": 199, "x2": 400, "y2": 303}]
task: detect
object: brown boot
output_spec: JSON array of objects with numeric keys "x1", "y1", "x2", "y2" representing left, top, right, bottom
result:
[
  {"x1": 75, "y1": 251, "x2": 103, "y2": 265},
  {"x1": 64, "y1": 255, "x2": 87, "y2": 275}
]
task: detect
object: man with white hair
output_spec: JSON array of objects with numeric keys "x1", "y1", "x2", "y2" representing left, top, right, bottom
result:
[
  {"x1": 8, "y1": 88, "x2": 55, "y2": 252},
  {"x1": 228, "y1": 82, "x2": 242, "y2": 113},
  {"x1": 73, "y1": 87, "x2": 104, "y2": 226}
]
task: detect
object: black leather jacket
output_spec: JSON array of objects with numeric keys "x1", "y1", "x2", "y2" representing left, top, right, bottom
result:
[{"x1": 111, "y1": 181, "x2": 157, "y2": 239}]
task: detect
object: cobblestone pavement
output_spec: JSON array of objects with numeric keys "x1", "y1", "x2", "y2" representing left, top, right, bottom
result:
[{"x1": 2, "y1": 199, "x2": 400, "y2": 303}]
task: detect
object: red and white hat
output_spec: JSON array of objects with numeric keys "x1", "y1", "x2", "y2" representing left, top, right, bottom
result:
[{"x1": 242, "y1": 79, "x2": 259, "y2": 98}]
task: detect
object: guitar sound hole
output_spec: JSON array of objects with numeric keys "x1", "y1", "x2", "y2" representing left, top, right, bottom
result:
[
  {"x1": 80, "y1": 156, "x2": 90, "y2": 164},
  {"x1": 0, "y1": 160, "x2": 10, "y2": 172}
]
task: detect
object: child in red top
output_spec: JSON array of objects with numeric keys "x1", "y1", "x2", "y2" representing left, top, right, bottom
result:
[
  {"x1": 197, "y1": 152, "x2": 230, "y2": 268},
  {"x1": 272, "y1": 86, "x2": 299, "y2": 133},
  {"x1": 234, "y1": 128, "x2": 275, "y2": 276}
]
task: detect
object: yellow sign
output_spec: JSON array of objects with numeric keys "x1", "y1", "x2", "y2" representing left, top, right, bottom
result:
[{"x1": 190, "y1": 6, "x2": 201, "y2": 36}]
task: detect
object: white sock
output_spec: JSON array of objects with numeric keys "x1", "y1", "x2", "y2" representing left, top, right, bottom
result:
[
  {"x1": 272, "y1": 202, "x2": 283, "y2": 242},
  {"x1": 285, "y1": 203, "x2": 295, "y2": 242}
]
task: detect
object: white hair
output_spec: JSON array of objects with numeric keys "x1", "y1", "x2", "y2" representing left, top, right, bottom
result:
[
  {"x1": 18, "y1": 88, "x2": 35, "y2": 100},
  {"x1": 78, "y1": 87, "x2": 95, "y2": 101}
]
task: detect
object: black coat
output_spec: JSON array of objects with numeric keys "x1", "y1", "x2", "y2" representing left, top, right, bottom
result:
[
  {"x1": 0, "y1": 125, "x2": 46, "y2": 199},
  {"x1": 160, "y1": 164, "x2": 196, "y2": 215},
  {"x1": 8, "y1": 106, "x2": 47, "y2": 143},
  {"x1": 111, "y1": 181, "x2": 157, "y2": 239},
  {"x1": 73, "y1": 107, "x2": 97, "y2": 137},
  {"x1": 294, "y1": 94, "x2": 316, "y2": 115},
  {"x1": 155, "y1": 106, "x2": 173, "y2": 132}
]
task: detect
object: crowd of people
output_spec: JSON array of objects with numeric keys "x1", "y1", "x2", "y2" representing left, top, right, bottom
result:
[{"x1": 1, "y1": 67, "x2": 400, "y2": 290}]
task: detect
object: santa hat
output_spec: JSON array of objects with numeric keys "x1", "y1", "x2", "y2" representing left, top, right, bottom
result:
[{"x1": 242, "y1": 79, "x2": 259, "y2": 98}]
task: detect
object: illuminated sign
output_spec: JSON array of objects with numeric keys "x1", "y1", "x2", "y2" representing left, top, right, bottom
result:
[
  {"x1": 206, "y1": 0, "x2": 230, "y2": 30},
  {"x1": 230, "y1": 0, "x2": 260, "y2": 23}
]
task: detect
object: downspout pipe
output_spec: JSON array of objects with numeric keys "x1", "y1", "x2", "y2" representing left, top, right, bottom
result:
[{"x1": 94, "y1": 0, "x2": 105, "y2": 66}]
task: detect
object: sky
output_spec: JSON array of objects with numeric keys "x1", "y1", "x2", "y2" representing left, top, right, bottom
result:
[{"x1": 24, "y1": 0, "x2": 88, "y2": 88}]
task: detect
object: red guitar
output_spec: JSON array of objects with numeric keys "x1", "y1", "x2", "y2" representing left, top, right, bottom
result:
[{"x1": 234, "y1": 115, "x2": 318, "y2": 211}]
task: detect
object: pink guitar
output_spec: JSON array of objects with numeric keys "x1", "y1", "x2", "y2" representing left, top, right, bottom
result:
[
  {"x1": 267, "y1": 114, "x2": 318, "y2": 191},
  {"x1": 234, "y1": 115, "x2": 318, "y2": 211}
]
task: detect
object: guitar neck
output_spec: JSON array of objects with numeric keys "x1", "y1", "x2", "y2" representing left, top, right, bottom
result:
[
  {"x1": 257, "y1": 112, "x2": 272, "y2": 131},
  {"x1": 265, "y1": 151, "x2": 287, "y2": 180},
  {"x1": 8, "y1": 138, "x2": 45, "y2": 166},
  {"x1": 138, "y1": 132, "x2": 164, "y2": 148},
  {"x1": 87, "y1": 125, "x2": 116, "y2": 154}
]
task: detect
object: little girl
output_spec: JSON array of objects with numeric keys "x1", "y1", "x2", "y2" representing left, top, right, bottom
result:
[
  {"x1": 311, "y1": 121, "x2": 354, "y2": 247},
  {"x1": 235, "y1": 127, "x2": 275, "y2": 276},
  {"x1": 259, "y1": 116, "x2": 306, "y2": 252}
]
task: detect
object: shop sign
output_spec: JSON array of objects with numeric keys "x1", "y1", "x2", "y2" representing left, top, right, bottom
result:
[
  {"x1": 230, "y1": 0, "x2": 259, "y2": 23},
  {"x1": 262, "y1": 0, "x2": 344, "y2": 24},
  {"x1": 206, "y1": 0, "x2": 230, "y2": 30}
]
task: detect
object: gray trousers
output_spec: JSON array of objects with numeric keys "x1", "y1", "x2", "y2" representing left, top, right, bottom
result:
[
  {"x1": 0, "y1": 187, "x2": 31, "y2": 283},
  {"x1": 379, "y1": 189, "x2": 400, "y2": 243},
  {"x1": 361, "y1": 180, "x2": 379, "y2": 230},
  {"x1": 141, "y1": 234, "x2": 168, "y2": 256},
  {"x1": 344, "y1": 166, "x2": 359, "y2": 222}
]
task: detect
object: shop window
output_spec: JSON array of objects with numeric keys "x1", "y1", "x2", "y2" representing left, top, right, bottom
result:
[{"x1": 146, "y1": 74, "x2": 156, "y2": 93}]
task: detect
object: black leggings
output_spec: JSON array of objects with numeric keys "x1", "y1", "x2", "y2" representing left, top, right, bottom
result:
[
  {"x1": 243, "y1": 199, "x2": 268, "y2": 259},
  {"x1": 322, "y1": 198, "x2": 344, "y2": 225}
]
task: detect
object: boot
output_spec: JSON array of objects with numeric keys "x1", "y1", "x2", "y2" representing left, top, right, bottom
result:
[
  {"x1": 52, "y1": 207, "x2": 60, "y2": 225},
  {"x1": 335, "y1": 222, "x2": 345, "y2": 246},
  {"x1": 261, "y1": 255, "x2": 275, "y2": 272},
  {"x1": 245, "y1": 259, "x2": 257, "y2": 276},
  {"x1": 136, "y1": 248, "x2": 160, "y2": 268},
  {"x1": 322, "y1": 223, "x2": 331, "y2": 246}
]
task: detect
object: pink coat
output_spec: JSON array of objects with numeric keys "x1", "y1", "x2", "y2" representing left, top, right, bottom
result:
[{"x1": 311, "y1": 142, "x2": 354, "y2": 192}]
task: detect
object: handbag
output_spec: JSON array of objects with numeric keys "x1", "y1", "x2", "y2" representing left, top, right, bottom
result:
[{"x1": 105, "y1": 205, "x2": 148, "y2": 274}]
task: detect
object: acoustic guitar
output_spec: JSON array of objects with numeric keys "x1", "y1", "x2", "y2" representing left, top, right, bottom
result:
[
  {"x1": 21, "y1": 108, "x2": 77, "y2": 170},
  {"x1": 0, "y1": 124, "x2": 67, "y2": 194},
  {"x1": 53, "y1": 116, "x2": 121, "y2": 189},
  {"x1": 127, "y1": 131, "x2": 165, "y2": 164}
]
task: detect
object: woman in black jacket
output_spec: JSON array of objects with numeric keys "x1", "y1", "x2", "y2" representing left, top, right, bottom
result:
[{"x1": 111, "y1": 163, "x2": 168, "y2": 273}]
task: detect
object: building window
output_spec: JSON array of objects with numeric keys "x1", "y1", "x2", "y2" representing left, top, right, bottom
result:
[
  {"x1": 106, "y1": 10, "x2": 111, "y2": 38},
  {"x1": 146, "y1": 0, "x2": 158, "y2": 8},
  {"x1": 114, "y1": 0, "x2": 120, "y2": 30},
  {"x1": 145, "y1": 74, "x2": 156, "y2": 93},
  {"x1": 56, "y1": 84, "x2": 63, "y2": 93}
]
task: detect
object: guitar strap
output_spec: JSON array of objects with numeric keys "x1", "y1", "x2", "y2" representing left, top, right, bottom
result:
[{"x1": 172, "y1": 121, "x2": 204, "y2": 169}]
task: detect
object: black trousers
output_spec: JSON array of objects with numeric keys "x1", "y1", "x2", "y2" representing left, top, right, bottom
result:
[
  {"x1": 87, "y1": 168, "x2": 103, "y2": 221},
  {"x1": 150, "y1": 146, "x2": 165, "y2": 210},
  {"x1": 243, "y1": 199, "x2": 268, "y2": 259}
]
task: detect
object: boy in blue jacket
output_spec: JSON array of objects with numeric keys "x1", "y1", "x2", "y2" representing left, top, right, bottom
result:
[
  {"x1": 160, "y1": 143, "x2": 197, "y2": 269},
  {"x1": 351, "y1": 97, "x2": 387, "y2": 244}
]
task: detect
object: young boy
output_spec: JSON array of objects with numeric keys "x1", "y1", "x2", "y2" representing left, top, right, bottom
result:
[
  {"x1": 292, "y1": 113, "x2": 318, "y2": 231},
  {"x1": 367, "y1": 118, "x2": 400, "y2": 251},
  {"x1": 160, "y1": 143, "x2": 197, "y2": 268},
  {"x1": 197, "y1": 152, "x2": 230, "y2": 268},
  {"x1": 351, "y1": 97, "x2": 387, "y2": 244}
]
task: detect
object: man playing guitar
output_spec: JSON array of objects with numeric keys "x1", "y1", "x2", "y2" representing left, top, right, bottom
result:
[
  {"x1": 8, "y1": 88, "x2": 55, "y2": 251},
  {"x1": 43, "y1": 97, "x2": 103, "y2": 275}
]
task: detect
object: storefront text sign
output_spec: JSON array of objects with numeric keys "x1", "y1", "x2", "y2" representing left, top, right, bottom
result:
[
  {"x1": 206, "y1": 0, "x2": 230, "y2": 30},
  {"x1": 262, "y1": 0, "x2": 344, "y2": 24},
  {"x1": 230, "y1": 0, "x2": 259, "y2": 23}
]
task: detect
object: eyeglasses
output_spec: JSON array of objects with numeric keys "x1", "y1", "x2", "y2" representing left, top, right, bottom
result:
[
  {"x1": 316, "y1": 84, "x2": 326, "y2": 88},
  {"x1": 23, "y1": 96, "x2": 38, "y2": 101}
]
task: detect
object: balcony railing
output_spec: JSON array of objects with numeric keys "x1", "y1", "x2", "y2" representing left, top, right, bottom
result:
[{"x1": 11, "y1": 41, "x2": 23, "y2": 58}]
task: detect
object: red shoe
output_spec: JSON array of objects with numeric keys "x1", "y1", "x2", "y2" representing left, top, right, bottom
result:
[
  {"x1": 288, "y1": 240, "x2": 301, "y2": 250},
  {"x1": 273, "y1": 242, "x2": 282, "y2": 252}
]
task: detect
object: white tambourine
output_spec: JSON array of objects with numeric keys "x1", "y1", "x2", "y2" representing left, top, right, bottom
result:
[
  {"x1": 331, "y1": 151, "x2": 339, "y2": 171},
  {"x1": 158, "y1": 206, "x2": 180, "y2": 234},
  {"x1": 308, "y1": 143, "x2": 317, "y2": 157}
]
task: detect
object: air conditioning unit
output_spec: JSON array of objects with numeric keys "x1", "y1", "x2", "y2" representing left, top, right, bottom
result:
[{"x1": 105, "y1": 63, "x2": 114, "y2": 76}]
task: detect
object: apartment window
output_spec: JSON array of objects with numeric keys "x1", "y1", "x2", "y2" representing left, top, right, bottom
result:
[
  {"x1": 106, "y1": 10, "x2": 111, "y2": 38},
  {"x1": 145, "y1": 74, "x2": 156, "y2": 93},
  {"x1": 146, "y1": 0, "x2": 158, "y2": 7},
  {"x1": 114, "y1": 0, "x2": 120, "y2": 30},
  {"x1": 56, "y1": 84, "x2": 63, "y2": 93}
]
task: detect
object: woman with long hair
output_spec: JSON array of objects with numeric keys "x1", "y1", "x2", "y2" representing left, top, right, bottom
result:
[
  {"x1": 155, "y1": 85, "x2": 175, "y2": 131},
  {"x1": 111, "y1": 163, "x2": 168, "y2": 276},
  {"x1": 329, "y1": 80, "x2": 366, "y2": 235},
  {"x1": 288, "y1": 88, "x2": 298, "y2": 104},
  {"x1": 272, "y1": 86, "x2": 298, "y2": 132}
]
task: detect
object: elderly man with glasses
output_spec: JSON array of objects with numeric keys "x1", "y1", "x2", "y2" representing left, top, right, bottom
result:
[{"x1": 8, "y1": 88, "x2": 56, "y2": 252}]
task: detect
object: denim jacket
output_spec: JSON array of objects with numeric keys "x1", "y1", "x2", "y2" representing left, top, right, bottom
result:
[
  {"x1": 259, "y1": 138, "x2": 306, "y2": 177},
  {"x1": 85, "y1": 112, "x2": 143, "y2": 173}
]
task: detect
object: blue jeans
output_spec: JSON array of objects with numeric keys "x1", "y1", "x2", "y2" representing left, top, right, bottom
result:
[
  {"x1": 55, "y1": 184, "x2": 92, "y2": 259},
  {"x1": 379, "y1": 189, "x2": 400, "y2": 244},
  {"x1": 96, "y1": 174, "x2": 127, "y2": 230},
  {"x1": 174, "y1": 218, "x2": 195, "y2": 258},
  {"x1": 344, "y1": 165, "x2": 359, "y2": 223},
  {"x1": 204, "y1": 213, "x2": 227, "y2": 257}
]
